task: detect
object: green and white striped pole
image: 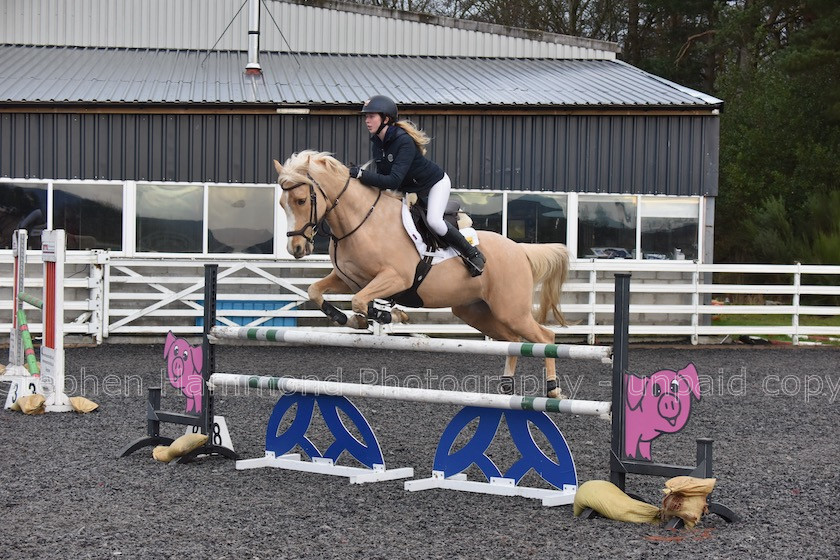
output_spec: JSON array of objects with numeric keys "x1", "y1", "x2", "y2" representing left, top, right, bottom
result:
[
  {"x1": 210, "y1": 327, "x2": 612, "y2": 363},
  {"x1": 16, "y1": 310, "x2": 40, "y2": 376},
  {"x1": 17, "y1": 291, "x2": 44, "y2": 309}
]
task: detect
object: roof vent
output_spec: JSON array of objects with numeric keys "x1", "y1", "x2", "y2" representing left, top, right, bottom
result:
[{"x1": 245, "y1": 0, "x2": 262, "y2": 75}]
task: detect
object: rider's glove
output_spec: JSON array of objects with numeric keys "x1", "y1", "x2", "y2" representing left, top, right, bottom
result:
[{"x1": 349, "y1": 166, "x2": 363, "y2": 179}]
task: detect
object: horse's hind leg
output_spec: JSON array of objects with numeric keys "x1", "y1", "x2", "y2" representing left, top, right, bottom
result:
[
  {"x1": 506, "y1": 320, "x2": 563, "y2": 398},
  {"x1": 517, "y1": 323, "x2": 563, "y2": 398},
  {"x1": 453, "y1": 302, "x2": 523, "y2": 395},
  {"x1": 458, "y1": 302, "x2": 563, "y2": 398},
  {"x1": 500, "y1": 356, "x2": 518, "y2": 394}
]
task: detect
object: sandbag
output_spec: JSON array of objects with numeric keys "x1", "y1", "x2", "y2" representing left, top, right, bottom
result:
[
  {"x1": 573, "y1": 480, "x2": 661, "y2": 523},
  {"x1": 10, "y1": 394, "x2": 46, "y2": 415},
  {"x1": 152, "y1": 433, "x2": 208, "y2": 463},
  {"x1": 661, "y1": 476, "x2": 716, "y2": 528},
  {"x1": 69, "y1": 396, "x2": 99, "y2": 413}
]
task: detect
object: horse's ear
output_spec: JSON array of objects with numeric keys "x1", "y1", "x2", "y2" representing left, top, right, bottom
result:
[{"x1": 273, "y1": 159, "x2": 283, "y2": 175}]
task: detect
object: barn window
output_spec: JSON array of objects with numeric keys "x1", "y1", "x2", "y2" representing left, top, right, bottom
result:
[
  {"x1": 640, "y1": 197, "x2": 699, "y2": 260},
  {"x1": 208, "y1": 185, "x2": 274, "y2": 254},
  {"x1": 506, "y1": 193, "x2": 567, "y2": 244},
  {"x1": 0, "y1": 182, "x2": 47, "y2": 250},
  {"x1": 452, "y1": 192, "x2": 503, "y2": 233},
  {"x1": 577, "y1": 195, "x2": 637, "y2": 259},
  {"x1": 53, "y1": 183, "x2": 123, "y2": 251},
  {"x1": 136, "y1": 183, "x2": 203, "y2": 253}
]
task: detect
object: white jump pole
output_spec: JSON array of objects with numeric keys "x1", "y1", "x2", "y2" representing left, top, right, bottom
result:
[
  {"x1": 210, "y1": 327, "x2": 613, "y2": 363},
  {"x1": 209, "y1": 373, "x2": 611, "y2": 417}
]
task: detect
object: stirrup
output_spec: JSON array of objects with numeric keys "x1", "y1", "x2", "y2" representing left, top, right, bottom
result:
[{"x1": 463, "y1": 253, "x2": 485, "y2": 277}]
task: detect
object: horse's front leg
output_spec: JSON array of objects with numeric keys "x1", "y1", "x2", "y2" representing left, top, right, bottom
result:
[
  {"x1": 348, "y1": 269, "x2": 411, "y2": 329},
  {"x1": 308, "y1": 271, "x2": 353, "y2": 325}
]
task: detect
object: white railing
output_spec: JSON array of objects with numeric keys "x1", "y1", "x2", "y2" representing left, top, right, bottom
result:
[{"x1": 2, "y1": 253, "x2": 839, "y2": 345}]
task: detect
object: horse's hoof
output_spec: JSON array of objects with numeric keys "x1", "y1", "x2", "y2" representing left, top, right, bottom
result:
[
  {"x1": 546, "y1": 379, "x2": 560, "y2": 399},
  {"x1": 346, "y1": 314, "x2": 369, "y2": 330},
  {"x1": 547, "y1": 388, "x2": 568, "y2": 400},
  {"x1": 498, "y1": 377, "x2": 514, "y2": 395},
  {"x1": 392, "y1": 309, "x2": 410, "y2": 324}
]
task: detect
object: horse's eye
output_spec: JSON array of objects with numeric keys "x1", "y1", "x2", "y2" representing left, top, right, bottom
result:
[{"x1": 296, "y1": 198, "x2": 306, "y2": 206}]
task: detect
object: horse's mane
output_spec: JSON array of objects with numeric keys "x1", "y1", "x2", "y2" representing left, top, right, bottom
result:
[{"x1": 280, "y1": 150, "x2": 345, "y2": 185}]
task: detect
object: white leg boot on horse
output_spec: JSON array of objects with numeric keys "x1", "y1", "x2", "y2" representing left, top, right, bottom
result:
[{"x1": 347, "y1": 268, "x2": 412, "y2": 329}]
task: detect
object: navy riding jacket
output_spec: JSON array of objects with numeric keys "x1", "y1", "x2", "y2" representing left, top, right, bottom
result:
[{"x1": 358, "y1": 125, "x2": 444, "y2": 194}]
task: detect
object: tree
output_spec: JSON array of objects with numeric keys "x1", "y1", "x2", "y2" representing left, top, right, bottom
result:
[{"x1": 715, "y1": 0, "x2": 840, "y2": 263}]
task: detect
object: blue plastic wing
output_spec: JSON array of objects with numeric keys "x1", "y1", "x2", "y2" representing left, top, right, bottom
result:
[
  {"x1": 432, "y1": 407, "x2": 504, "y2": 480},
  {"x1": 503, "y1": 409, "x2": 577, "y2": 489},
  {"x1": 263, "y1": 393, "x2": 385, "y2": 469}
]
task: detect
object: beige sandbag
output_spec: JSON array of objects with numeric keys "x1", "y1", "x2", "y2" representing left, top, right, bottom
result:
[
  {"x1": 69, "y1": 396, "x2": 99, "y2": 413},
  {"x1": 573, "y1": 480, "x2": 661, "y2": 523},
  {"x1": 152, "y1": 432, "x2": 209, "y2": 462},
  {"x1": 15, "y1": 394, "x2": 46, "y2": 415},
  {"x1": 661, "y1": 476, "x2": 716, "y2": 528}
]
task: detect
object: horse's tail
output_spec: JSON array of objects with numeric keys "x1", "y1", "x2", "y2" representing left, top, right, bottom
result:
[{"x1": 520, "y1": 243, "x2": 570, "y2": 326}]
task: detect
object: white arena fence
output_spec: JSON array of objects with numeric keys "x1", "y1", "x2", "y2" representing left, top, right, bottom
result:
[{"x1": 1, "y1": 252, "x2": 839, "y2": 345}]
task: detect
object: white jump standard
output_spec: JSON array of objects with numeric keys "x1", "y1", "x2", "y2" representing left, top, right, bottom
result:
[{"x1": 3, "y1": 229, "x2": 72, "y2": 412}]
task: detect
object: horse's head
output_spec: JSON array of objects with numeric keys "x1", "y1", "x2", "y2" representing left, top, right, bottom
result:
[{"x1": 273, "y1": 151, "x2": 349, "y2": 258}]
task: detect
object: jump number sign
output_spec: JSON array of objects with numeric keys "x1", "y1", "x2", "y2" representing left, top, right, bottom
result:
[
  {"x1": 3, "y1": 377, "x2": 42, "y2": 410},
  {"x1": 186, "y1": 416, "x2": 234, "y2": 452}
]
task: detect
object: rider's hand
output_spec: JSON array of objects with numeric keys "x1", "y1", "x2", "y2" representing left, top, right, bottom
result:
[{"x1": 349, "y1": 166, "x2": 363, "y2": 179}]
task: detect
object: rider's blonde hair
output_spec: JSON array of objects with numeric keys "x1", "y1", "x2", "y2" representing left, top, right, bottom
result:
[{"x1": 394, "y1": 120, "x2": 431, "y2": 156}]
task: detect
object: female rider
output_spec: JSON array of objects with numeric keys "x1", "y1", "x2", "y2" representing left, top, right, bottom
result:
[{"x1": 348, "y1": 95, "x2": 485, "y2": 277}]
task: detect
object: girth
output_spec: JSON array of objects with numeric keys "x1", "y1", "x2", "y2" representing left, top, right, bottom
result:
[{"x1": 390, "y1": 255, "x2": 433, "y2": 308}]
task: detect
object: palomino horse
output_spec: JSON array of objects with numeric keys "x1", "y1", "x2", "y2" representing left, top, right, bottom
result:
[{"x1": 273, "y1": 151, "x2": 570, "y2": 398}]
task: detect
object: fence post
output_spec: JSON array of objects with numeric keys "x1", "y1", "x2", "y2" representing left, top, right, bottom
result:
[
  {"x1": 792, "y1": 262, "x2": 801, "y2": 345},
  {"x1": 691, "y1": 265, "x2": 699, "y2": 345},
  {"x1": 89, "y1": 250, "x2": 105, "y2": 344},
  {"x1": 587, "y1": 269, "x2": 597, "y2": 345}
]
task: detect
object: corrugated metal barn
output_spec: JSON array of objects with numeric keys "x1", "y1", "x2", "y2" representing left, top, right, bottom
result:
[{"x1": 0, "y1": 0, "x2": 722, "y2": 263}]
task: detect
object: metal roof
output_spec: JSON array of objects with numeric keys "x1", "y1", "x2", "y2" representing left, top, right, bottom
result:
[
  {"x1": 3, "y1": 0, "x2": 620, "y2": 59},
  {"x1": 0, "y1": 45, "x2": 722, "y2": 108}
]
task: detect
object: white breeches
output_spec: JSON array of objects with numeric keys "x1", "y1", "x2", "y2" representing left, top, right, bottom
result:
[{"x1": 425, "y1": 173, "x2": 451, "y2": 236}]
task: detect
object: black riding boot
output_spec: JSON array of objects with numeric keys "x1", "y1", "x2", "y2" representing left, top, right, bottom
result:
[{"x1": 442, "y1": 223, "x2": 485, "y2": 277}]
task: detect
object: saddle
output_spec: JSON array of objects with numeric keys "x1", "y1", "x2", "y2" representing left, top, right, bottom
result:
[
  {"x1": 408, "y1": 196, "x2": 463, "y2": 250},
  {"x1": 388, "y1": 196, "x2": 471, "y2": 310}
]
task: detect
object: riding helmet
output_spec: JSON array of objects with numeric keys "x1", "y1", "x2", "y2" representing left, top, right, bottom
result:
[{"x1": 361, "y1": 95, "x2": 398, "y2": 123}]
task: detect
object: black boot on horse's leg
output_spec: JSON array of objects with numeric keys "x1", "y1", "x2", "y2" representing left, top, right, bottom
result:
[{"x1": 442, "y1": 223, "x2": 485, "y2": 277}]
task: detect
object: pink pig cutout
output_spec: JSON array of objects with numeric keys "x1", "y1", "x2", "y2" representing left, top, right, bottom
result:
[
  {"x1": 164, "y1": 331, "x2": 204, "y2": 414},
  {"x1": 624, "y1": 363, "x2": 701, "y2": 461}
]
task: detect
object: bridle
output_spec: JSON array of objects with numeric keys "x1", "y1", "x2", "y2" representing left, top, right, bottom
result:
[{"x1": 281, "y1": 171, "x2": 381, "y2": 244}]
